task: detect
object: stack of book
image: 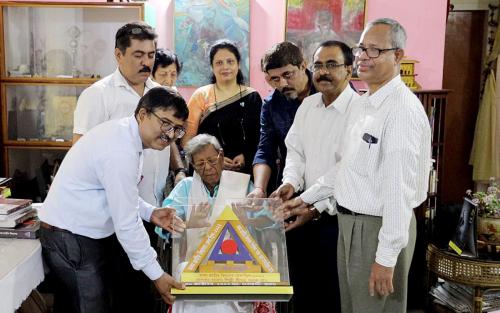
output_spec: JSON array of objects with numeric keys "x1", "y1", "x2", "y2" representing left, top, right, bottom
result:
[{"x1": 0, "y1": 198, "x2": 40, "y2": 239}]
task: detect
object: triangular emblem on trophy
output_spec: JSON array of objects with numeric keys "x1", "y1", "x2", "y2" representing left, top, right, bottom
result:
[{"x1": 182, "y1": 205, "x2": 278, "y2": 283}]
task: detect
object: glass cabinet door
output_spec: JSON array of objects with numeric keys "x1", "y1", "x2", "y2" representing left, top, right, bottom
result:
[
  {"x1": 3, "y1": 5, "x2": 141, "y2": 78},
  {"x1": 6, "y1": 147, "x2": 68, "y2": 201},
  {"x1": 3, "y1": 84, "x2": 85, "y2": 144}
]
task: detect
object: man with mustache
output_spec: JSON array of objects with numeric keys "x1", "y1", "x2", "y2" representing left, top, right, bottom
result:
[
  {"x1": 40, "y1": 87, "x2": 187, "y2": 313},
  {"x1": 272, "y1": 40, "x2": 359, "y2": 312},
  {"x1": 282, "y1": 18, "x2": 431, "y2": 313},
  {"x1": 72, "y1": 22, "x2": 186, "y2": 312},
  {"x1": 249, "y1": 41, "x2": 317, "y2": 199}
]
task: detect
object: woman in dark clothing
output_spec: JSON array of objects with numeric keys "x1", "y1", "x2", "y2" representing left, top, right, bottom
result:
[{"x1": 182, "y1": 39, "x2": 262, "y2": 174}]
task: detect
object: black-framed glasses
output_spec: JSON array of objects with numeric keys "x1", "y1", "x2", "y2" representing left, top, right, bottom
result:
[
  {"x1": 192, "y1": 151, "x2": 222, "y2": 174},
  {"x1": 150, "y1": 111, "x2": 186, "y2": 139},
  {"x1": 268, "y1": 69, "x2": 297, "y2": 83},
  {"x1": 312, "y1": 62, "x2": 346, "y2": 72},
  {"x1": 352, "y1": 46, "x2": 399, "y2": 58}
]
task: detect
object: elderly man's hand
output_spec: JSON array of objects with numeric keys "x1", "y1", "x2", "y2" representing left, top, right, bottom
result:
[
  {"x1": 284, "y1": 205, "x2": 316, "y2": 232},
  {"x1": 270, "y1": 183, "x2": 295, "y2": 201},
  {"x1": 186, "y1": 202, "x2": 211, "y2": 228},
  {"x1": 151, "y1": 208, "x2": 186, "y2": 234},
  {"x1": 369, "y1": 262, "x2": 395, "y2": 297},
  {"x1": 280, "y1": 196, "x2": 309, "y2": 220},
  {"x1": 153, "y1": 273, "x2": 185, "y2": 305}
]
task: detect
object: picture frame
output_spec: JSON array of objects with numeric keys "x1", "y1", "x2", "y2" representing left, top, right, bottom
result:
[
  {"x1": 174, "y1": 0, "x2": 250, "y2": 87},
  {"x1": 285, "y1": 0, "x2": 367, "y2": 64}
]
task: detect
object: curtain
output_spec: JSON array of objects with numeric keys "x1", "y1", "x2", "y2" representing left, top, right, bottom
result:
[{"x1": 469, "y1": 21, "x2": 500, "y2": 182}]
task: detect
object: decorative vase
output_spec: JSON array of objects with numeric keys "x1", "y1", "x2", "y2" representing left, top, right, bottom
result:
[{"x1": 477, "y1": 216, "x2": 500, "y2": 244}]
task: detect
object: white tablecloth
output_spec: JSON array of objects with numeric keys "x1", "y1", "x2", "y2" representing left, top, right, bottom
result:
[{"x1": 0, "y1": 239, "x2": 44, "y2": 313}]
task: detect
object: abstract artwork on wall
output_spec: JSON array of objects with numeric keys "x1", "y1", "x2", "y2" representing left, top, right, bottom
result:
[
  {"x1": 174, "y1": 0, "x2": 250, "y2": 87},
  {"x1": 286, "y1": 0, "x2": 366, "y2": 64}
]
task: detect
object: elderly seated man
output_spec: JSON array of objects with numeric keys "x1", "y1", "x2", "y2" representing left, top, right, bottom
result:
[{"x1": 156, "y1": 133, "x2": 275, "y2": 313}]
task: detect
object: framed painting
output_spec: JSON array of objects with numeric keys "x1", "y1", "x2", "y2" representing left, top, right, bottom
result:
[
  {"x1": 174, "y1": 0, "x2": 250, "y2": 87},
  {"x1": 286, "y1": 0, "x2": 366, "y2": 64}
]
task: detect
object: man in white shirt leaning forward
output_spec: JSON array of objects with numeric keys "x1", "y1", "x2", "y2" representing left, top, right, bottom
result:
[{"x1": 39, "y1": 87, "x2": 188, "y2": 313}]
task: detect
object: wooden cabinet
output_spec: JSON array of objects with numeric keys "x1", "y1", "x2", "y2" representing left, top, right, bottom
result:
[
  {"x1": 0, "y1": 1, "x2": 143, "y2": 200},
  {"x1": 409, "y1": 89, "x2": 450, "y2": 310},
  {"x1": 414, "y1": 89, "x2": 450, "y2": 227}
]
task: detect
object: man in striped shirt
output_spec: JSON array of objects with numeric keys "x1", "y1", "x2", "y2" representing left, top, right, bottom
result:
[{"x1": 281, "y1": 18, "x2": 431, "y2": 313}]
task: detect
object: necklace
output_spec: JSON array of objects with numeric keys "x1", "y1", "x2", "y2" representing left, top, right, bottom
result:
[
  {"x1": 213, "y1": 83, "x2": 244, "y2": 110},
  {"x1": 212, "y1": 83, "x2": 247, "y2": 146}
]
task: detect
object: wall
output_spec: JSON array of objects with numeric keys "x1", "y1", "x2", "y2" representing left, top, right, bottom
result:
[
  {"x1": 14, "y1": 0, "x2": 448, "y2": 98},
  {"x1": 150, "y1": 0, "x2": 448, "y2": 99}
]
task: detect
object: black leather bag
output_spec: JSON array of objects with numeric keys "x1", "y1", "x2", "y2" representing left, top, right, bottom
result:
[{"x1": 448, "y1": 197, "x2": 478, "y2": 258}]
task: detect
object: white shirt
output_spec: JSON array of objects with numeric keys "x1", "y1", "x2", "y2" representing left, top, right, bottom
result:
[
  {"x1": 73, "y1": 68, "x2": 170, "y2": 206},
  {"x1": 301, "y1": 75, "x2": 431, "y2": 267},
  {"x1": 283, "y1": 86, "x2": 359, "y2": 214},
  {"x1": 39, "y1": 116, "x2": 163, "y2": 281}
]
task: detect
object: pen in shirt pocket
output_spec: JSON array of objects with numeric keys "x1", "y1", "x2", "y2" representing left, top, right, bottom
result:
[{"x1": 362, "y1": 133, "x2": 378, "y2": 149}]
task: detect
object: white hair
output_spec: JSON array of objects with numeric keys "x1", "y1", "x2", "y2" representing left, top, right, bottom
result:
[
  {"x1": 363, "y1": 18, "x2": 407, "y2": 49},
  {"x1": 184, "y1": 134, "x2": 222, "y2": 163}
]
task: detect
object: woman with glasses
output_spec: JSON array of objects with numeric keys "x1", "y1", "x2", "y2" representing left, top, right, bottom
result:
[
  {"x1": 182, "y1": 39, "x2": 262, "y2": 175},
  {"x1": 156, "y1": 134, "x2": 276, "y2": 313}
]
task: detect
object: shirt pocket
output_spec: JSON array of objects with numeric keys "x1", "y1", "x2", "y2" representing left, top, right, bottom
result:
[{"x1": 350, "y1": 135, "x2": 381, "y2": 177}]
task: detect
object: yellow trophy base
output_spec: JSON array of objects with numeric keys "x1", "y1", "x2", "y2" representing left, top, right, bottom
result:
[{"x1": 171, "y1": 286, "x2": 294, "y2": 301}]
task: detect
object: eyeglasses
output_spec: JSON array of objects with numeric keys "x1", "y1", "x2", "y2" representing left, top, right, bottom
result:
[
  {"x1": 268, "y1": 69, "x2": 297, "y2": 83},
  {"x1": 150, "y1": 111, "x2": 186, "y2": 139},
  {"x1": 352, "y1": 46, "x2": 399, "y2": 58},
  {"x1": 192, "y1": 152, "x2": 222, "y2": 174},
  {"x1": 312, "y1": 62, "x2": 346, "y2": 72}
]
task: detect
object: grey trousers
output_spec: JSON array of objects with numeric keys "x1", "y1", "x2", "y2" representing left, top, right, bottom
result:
[{"x1": 337, "y1": 212, "x2": 416, "y2": 313}]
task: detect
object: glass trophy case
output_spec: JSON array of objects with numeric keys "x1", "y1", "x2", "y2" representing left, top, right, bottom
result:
[
  {"x1": 4, "y1": 84, "x2": 85, "y2": 144},
  {"x1": 0, "y1": 2, "x2": 143, "y2": 188},
  {"x1": 2, "y1": 5, "x2": 141, "y2": 79},
  {"x1": 169, "y1": 198, "x2": 293, "y2": 301}
]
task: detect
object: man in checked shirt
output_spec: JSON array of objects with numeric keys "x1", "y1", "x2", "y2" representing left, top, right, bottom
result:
[{"x1": 281, "y1": 18, "x2": 431, "y2": 313}]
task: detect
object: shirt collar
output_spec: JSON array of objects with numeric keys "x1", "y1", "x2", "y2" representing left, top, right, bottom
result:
[
  {"x1": 112, "y1": 68, "x2": 156, "y2": 92},
  {"x1": 203, "y1": 183, "x2": 219, "y2": 197},
  {"x1": 366, "y1": 75, "x2": 404, "y2": 109},
  {"x1": 127, "y1": 115, "x2": 144, "y2": 154},
  {"x1": 318, "y1": 85, "x2": 356, "y2": 114}
]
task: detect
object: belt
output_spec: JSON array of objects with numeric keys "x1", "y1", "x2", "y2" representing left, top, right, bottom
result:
[
  {"x1": 337, "y1": 205, "x2": 367, "y2": 216},
  {"x1": 40, "y1": 221, "x2": 70, "y2": 233}
]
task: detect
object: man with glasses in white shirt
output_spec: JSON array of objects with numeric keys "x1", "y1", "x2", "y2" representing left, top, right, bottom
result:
[
  {"x1": 272, "y1": 40, "x2": 359, "y2": 312},
  {"x1": 281, "y1": 18, "x2": 431, "y2": 312},
  {"x1": 72, "y1": 21, "x2": 187, "y2": 312},
  {"x1": 39, "y1": 87, "x2": 188, "y2": 313}
]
